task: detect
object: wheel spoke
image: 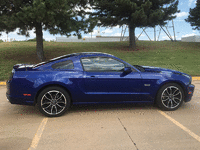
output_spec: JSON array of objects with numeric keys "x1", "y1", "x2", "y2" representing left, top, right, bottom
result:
[
  {"x1": 44, "y1": 95, "x2": 52, "y2": 101},
  {"x1": 54, "y1": 106, "x2": 58, "y2": 114},
  {"x1": 42, "y1": 102, "x2": 51, "y2": 106},
  {"x1": 170, "y1": 100, "x2": 173, "y2": 108},
  {"x1": 162, "y1": 95, "x2": 169, "y2": 99},
  {"x1": 173, "y1": 89, "x2": 178, "y2": 95},
  {"x1": 57, "y1": 101, "x2": 65, "y2": 104},
  {"x1": 55, "y1": 92, "x2": 60, "y2": 99},
  {"x1": 174, "y1": 92, "x2": 180, "y2": 96},
  {"x1": 174, "y1": 97, "x2": 181, "y2": 101},
  {"x1": 169, "y1": 87, "x2": 172, "y2": 94},
  {"x1": 51, "y1": 105, "x2": 54, "y2": 114},
  {"x1": 43, "y1": 103, "x2": 51, "y2": 109},
  {"x1": 56, "y1": 103, "x2": 65, "y2": 108},
  {"x1": 172, "y1": 99, "x2": 178, "y2": 104},
  {"x1": 165, "y1": 90, "x2": 170, "y2": 96},
  {"x1": 162, "y1": 97, "x2": 169, "y2": 101},
  {"x1": 47, "y1": 92, "x2": 54, "y2": 100},
  {"x1": 56, "y1": 94, "x2": 64, "y2": 101},
  {"x1": 167, "y1": 100, "x2": 170, "y2": 107}
]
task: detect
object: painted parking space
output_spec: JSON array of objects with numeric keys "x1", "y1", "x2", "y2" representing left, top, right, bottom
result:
[{"x1": 1, "y1": 82, "x2": 200, "y2": 150}]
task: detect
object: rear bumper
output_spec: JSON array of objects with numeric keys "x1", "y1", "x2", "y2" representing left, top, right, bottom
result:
[
  {"x1": 6, "y1": 93, "x2": 17, "y2": 104},
  {"x1": 6, "y1": 93, "x2": 34, "y2": 106},
  {"x1": 184, "y1": 84, "x2": 195, "y2": 102},
  {"x1": 6, "y1": 79, "x2": 35, "y2": 105}
]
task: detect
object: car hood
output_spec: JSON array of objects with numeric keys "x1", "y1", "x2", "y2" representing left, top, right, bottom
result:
[
  {"x1": 141, "y1": 66, "x2": 182, "y2": 74},
  {"x1": 138, "y1": 65, "x2": 192, "y2": 83},
  {"x1": 133, "y1": 65, "x2": 186, "y2": 75}
]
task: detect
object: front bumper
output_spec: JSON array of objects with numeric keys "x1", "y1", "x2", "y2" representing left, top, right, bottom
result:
[{"x1": 185, "y1": 84, "x2": 195, "y2": 102}]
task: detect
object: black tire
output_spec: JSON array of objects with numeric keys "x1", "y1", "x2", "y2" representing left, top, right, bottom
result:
[
  {"x1": 156, "y1": 83, "x2": 184, "y2": 111},
  {"x1": 37, "y1": 86, "x2": 71, "y2": 117}
]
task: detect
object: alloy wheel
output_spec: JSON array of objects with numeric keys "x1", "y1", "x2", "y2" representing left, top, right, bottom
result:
[
  {"x1": 161, "y1": 86, "x2": 182, "y2": 109},
  {"x1": 41, "y1": 90, "x2": 67, "y2": 115}
]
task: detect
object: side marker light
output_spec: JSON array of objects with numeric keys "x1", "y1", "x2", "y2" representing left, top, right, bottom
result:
[{"x1": 23, "y1": 94, "x2": 31, "y2": 96}]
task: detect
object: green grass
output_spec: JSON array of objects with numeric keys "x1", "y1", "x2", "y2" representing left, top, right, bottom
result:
[{"x1": 0, "y1": 40, "x2": 200, "y2": 81}]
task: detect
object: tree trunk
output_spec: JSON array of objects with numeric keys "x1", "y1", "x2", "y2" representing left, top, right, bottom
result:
[
  {"x1": 36, "y1": 22, "x2": 45, "y2": 61},
  {"x1": 129, "y1": 24, "x2": 136, "y2": 49}
]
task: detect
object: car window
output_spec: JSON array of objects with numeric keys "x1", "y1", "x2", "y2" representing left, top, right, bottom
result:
[
  {"x1": 81, "y1": 57, "x2": 125, "y2": 72},
  {"x1": 51, "y1": 60, "x2": 74, "y2": 70}
]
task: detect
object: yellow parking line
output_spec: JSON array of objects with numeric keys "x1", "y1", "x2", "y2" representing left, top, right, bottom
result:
[
  {"x1": 28, "y1": 118, "x2": 48, "y2": 150},
  {"x1": 0, "y1": 82, "x2": 6, "y2": 85},
  {"x1": 158, "y1": 110, "x2": 200, "y2": 142},
  {"x1": 192, "y1": 77, "x2": 200, "y2": 80}
]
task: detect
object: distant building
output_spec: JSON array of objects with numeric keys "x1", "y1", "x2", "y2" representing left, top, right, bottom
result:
[
  {"x1": 56, "y1": 27, "x2": 138, "y2": 42},
  {"x1": 56, "y1": 36, "x2": 129, "y2": 42},
  {"x1": 181, "y1": 35, "x2": 200, "y2": 42}
]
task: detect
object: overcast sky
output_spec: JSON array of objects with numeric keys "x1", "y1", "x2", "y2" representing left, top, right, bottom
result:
[{"x1": 0, "y1": 0, "x2": 199, "y2": 41}]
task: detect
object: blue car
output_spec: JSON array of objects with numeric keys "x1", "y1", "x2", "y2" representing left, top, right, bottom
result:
[{"x1": 6, "y1": 52, "x2": 195, "y2": 117}]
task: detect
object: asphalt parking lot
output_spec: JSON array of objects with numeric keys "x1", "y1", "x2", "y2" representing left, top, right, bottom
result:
[{"x1": 0, "y1": 81, "x2": 200, "y2": 150}]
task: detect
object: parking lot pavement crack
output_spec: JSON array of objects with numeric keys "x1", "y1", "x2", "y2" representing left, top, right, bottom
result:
[{"x1": 118, "y1": 117, "x2": 139, "y2": 150}]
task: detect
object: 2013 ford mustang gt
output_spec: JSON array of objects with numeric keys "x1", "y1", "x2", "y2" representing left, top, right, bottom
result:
[{"x1": 6, "y1": 52, "x2": 195, "y2": 117}]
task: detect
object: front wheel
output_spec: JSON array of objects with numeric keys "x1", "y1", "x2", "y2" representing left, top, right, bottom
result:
[
  {"x1": 37, "y1": 86, "x2": 71, "y2": 117},
  {"x1": 156, "y1": 83, "x2": 184, "y2": 111}
]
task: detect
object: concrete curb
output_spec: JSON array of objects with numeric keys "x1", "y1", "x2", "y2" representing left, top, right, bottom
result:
[{"x1": 1, "y1": 77, "x2": 200, "y2": 86}]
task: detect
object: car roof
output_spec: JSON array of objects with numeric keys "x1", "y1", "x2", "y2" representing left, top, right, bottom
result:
[
  {"x1": 53, "y1": 52, "x2": 113, "y2": 59},
  {"x1": 34, "y1": 52, "x2": 114, "y2": 68}
]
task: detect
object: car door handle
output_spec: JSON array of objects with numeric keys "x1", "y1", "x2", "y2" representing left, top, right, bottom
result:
[{"x1": 86, "y1": 76, "x2": 98, "y2": 78}]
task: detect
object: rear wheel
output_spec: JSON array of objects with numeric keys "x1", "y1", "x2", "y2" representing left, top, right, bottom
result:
[
  {"x1": 37, "y1": 86, "x2": 71, "y2": 117},
  {"x1": 156, "y1": 83, "x2": 184, "y2": 111}
]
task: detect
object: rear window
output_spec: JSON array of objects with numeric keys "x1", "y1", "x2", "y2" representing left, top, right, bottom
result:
[
  {"x1": 51, "y1": 60, "x2": 74, "y2": 70},
  {"x1": 33, "y1": 54, "x2": 75, "y2": 68}
]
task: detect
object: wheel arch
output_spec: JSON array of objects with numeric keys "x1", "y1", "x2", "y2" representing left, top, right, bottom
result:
[
  {"x1": 33, "y1": 84, "x2": 72, "y2": 106},
  {"x1": 154, "y1": 81, "x2": 186, "y2": 104}
]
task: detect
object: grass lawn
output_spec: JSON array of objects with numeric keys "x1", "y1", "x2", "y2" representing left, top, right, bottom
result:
[{"x1": 0, "y1": 40, "x2": 200, "y2": 81}]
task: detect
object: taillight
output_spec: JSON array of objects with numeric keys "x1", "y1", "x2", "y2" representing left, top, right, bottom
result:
[{"x1": 13, "y1": 64, "x2": 20, "y2": 69}]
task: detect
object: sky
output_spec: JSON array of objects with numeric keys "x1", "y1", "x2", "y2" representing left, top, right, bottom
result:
[{"x1": 0, "y1": 0, "x2": 199, "y2": 42}]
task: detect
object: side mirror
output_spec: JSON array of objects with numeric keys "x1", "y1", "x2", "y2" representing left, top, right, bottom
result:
[{"x1": 123, "y1": 67, "x2": 132, "y2": 74}]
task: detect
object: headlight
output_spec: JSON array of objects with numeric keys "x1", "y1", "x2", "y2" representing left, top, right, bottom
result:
[
  {"x1": 182, "y1": 74, "x2": 190, "y2": 79},
  {"x1": 182, "y1": 74, "x2": 192, "y2": 84}
]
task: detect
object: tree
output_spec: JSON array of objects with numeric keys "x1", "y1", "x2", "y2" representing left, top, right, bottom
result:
[
  {"x1": 185, "y1": 0, "x2": 200, "y2": 31},
  {"x1": 0, "y1": 0, "x2": 95, "y2": 61},
  {"x1": 88, "y1": 0, "x2": 179, "y2": 49}
]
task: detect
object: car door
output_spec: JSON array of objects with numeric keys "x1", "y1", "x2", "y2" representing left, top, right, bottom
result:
[{"x1": 81, "y1": 56, "x2": 144, "y2": 103}]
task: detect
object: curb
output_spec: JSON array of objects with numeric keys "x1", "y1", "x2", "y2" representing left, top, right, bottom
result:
[{"x1": 1, "y1": 77, "x2": 200, "y2": 86}]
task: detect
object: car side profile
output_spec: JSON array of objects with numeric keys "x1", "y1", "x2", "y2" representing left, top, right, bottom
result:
[{"x1": 6, "y1": 52, "x2": 195, "y2": 117}]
